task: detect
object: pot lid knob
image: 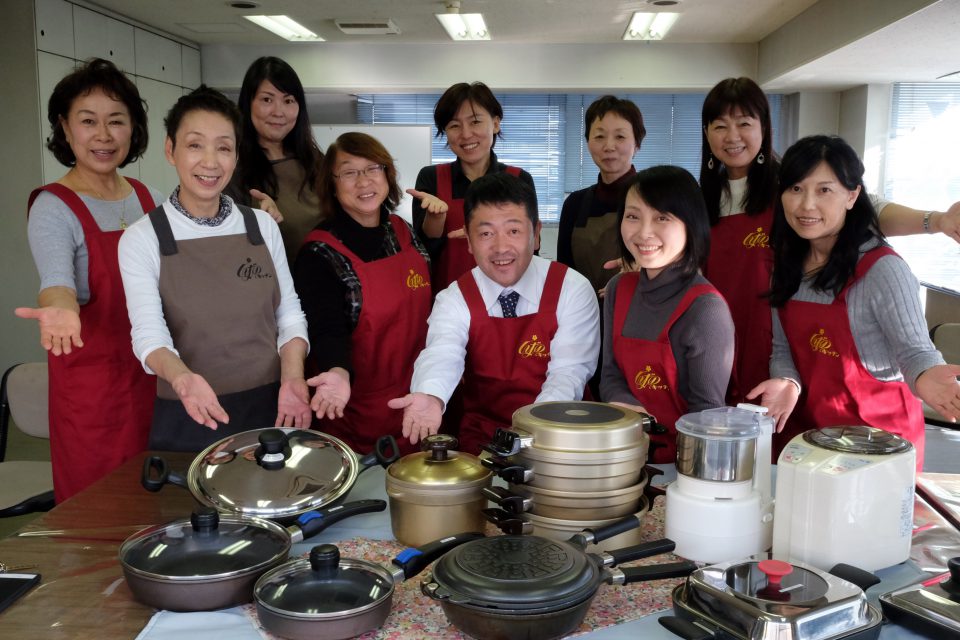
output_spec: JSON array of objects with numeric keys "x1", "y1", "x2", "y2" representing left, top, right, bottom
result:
[
  {"x1": 255, "y1": 429, "x2": 290, "y2": 470},
  {"x1": 309, "y1": 544, "x2": 340, "y2": 579},
  {"x1": 758, "y1": 559, "x2": 793, "y2": 587},
  {"x1": 190, "y1": 506, "x2": 220, "y2": 533},
  {"x1": 423, "y1": 434, "x2": 458, "y2": 460}
]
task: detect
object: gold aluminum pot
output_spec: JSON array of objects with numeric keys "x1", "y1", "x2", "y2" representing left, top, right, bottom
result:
[
  {"x1": 508, "y1": 471, "x2": 648, "y2": 520},
  {"x1": 523, "y1": 497, "x2": 651, "y2": 553},
  {"x1": 490, "y1": 401, "x2": 651, "y2": 456},
  {"x1": 516, "y1": 441, "x2": 648, "y2": 491},
  {"x1": 386, "y1": 435, "x2": 491, "y2": 546}
]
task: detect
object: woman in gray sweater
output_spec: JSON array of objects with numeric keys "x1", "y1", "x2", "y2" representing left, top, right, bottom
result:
[
  {"x1": 600, "y1": 166, "x2": 734, "y2": 463},
  {"x1": 749, "y1": 135, "x2": 960, "y2": 467}
]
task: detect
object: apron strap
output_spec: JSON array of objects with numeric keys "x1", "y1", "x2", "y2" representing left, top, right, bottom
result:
[
  {"x1": 657, "y1": 283, "x2": 723, "y2": 341},
  {"x1": 612, "y1": 272, "x2": 640, "y2": 340},
  {"x1": 126, "y1": 177, "x2": 157, "y2": 213},
  {"x1": 148, "y1": 205, "x2": 179, "y2": 256},
  {"x1": 238, "y1": 204, "x2": 265, "y2": 246},
  {"x1": 539, "y1": 261, "x2": 568, "y2": 316},
  {"x1": 837, "y1": 246, "x2": 898, "y2": 303},
  {"x1": 436, "y1": 163, "x2": 454, "y2": 202},
  {"x1": 27, "y1": 184, "x2": 100, "y2": 237}
]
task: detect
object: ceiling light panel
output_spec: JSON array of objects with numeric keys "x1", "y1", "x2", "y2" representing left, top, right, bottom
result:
[{"x1": 243, "y1": 15, "x2": 324, "y2": 41}]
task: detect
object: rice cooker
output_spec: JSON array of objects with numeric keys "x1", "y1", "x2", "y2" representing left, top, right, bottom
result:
[{"x1": 773, "y1": 426, "x2": 915, "y2": 572}]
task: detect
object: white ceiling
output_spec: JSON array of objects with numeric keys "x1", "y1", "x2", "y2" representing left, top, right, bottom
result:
[{"x1": 81, "y1": 0, "x2": 960, "y2": 90}]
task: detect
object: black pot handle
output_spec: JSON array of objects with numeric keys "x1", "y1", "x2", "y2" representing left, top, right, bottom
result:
[
  {"x1": 358, "y1": 435, "x2": 400, "y2": 472},
  {"x1": 482, "y1": 507, "x2": 533, "y2": 535},
  {"x1": 392, "y1": 531, "x2": 485, "y2": 580},
  {"x1": 827, "y1": 563, "x2": 881, "y2": 592},
  {"x1": 643, "y1": 464, "x2": 667, "y2": 502},
  {"x1": 658, "y1": 615, "x2": 716, "y2": 640},
  {"x1": 572, "y1": 514, "x2": 642, "y2": 547},
  {"x1": 604, "y1": 538, "x2": 676, "y2": 566},
  {"x1": 293, "y1": 499, "x2": 387, "y2": 540},
  {"x1": 480, "y1": 455, "x2": 533, "y2": 484},
  {"x1": 482, "y1": 486, "x2": 531, "y2": 514},
  {"x1": 141, "y1": 455, "x2": 188, "y2": 492},
  {"x1": 618, "y1": 561, "x2": 698, "y2": 583}
]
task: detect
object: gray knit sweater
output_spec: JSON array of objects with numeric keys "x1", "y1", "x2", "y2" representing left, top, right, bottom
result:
[
  {"x1": 600, "y1": 266, "x2": 734, "y2": 411},
  {"x1": 770, "y1": 239, "x2": 945, "y2": 391}
]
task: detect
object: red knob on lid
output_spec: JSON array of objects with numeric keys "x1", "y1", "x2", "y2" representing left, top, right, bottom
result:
[{"x1": 758, "y1": 559, "x2": 793, "y2": 587}]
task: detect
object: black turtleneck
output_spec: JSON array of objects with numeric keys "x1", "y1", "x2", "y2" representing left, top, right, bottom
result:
[
  {"x1": 557, "y1": 168, "x2": 637, "y2": 269},
  {"x1": 599, "y1": 265, "x2": 734, "y2": 412}
]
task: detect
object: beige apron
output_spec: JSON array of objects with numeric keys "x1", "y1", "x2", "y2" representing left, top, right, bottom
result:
[
  {"x1": 570, "y1": 189, "x2": 620, "y2": 293},
  {"x1": 148, "y1": 204, "x2": 281, "y2": 451}
]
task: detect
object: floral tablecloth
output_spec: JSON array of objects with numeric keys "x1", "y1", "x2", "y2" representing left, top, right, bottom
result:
[{"x1": 244, "y1": 500, "x2": 680, "y2": 639}]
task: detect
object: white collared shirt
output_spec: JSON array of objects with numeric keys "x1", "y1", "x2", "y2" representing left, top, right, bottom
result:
[{"x1": 410, "y1": 255, "x2": 600, "y2": 408}]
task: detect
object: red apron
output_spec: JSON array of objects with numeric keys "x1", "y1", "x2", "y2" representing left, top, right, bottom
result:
[
  {"x1": 775, "y1": 246, "x2": 925, "y2": 469},
  {"x1": 27, "y1": 180, "x2": 156, "y2": 502},
  {"x1": 704, "y1": 209, "x2": 774, "y2": 404},
  {"x1": 432, "y1": 162, "x2": 522, "y2": 294},
  {"x1": 457, "y1": 261, "x2": 566, "y2": 455},
  {"x1": 305, "y1": 216, "x2": 432, "y2": 455},
  {"x1": 612, "y1": 274, "x2": 722, "y2": 463}
]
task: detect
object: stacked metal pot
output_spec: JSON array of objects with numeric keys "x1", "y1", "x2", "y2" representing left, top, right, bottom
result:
[{"x1": 481, "y1": 401, "x2": 653, "y2": 551}]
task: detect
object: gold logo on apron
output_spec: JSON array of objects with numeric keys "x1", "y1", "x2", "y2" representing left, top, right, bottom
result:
[
  {"x1": 518, "y1": 334, "x2": 549, "y2": 359},
  {"x1": 742, "y1": 227, "x2": 770, "y2": 249},
  {"x1": 809, "y1": 328, "x2": 840, "y2": 357},
  {"x1": 634, "y1": 365, "x2": 669, "y2": 391},
  {"x1": 406, "y1": 268, "x2": 430, "y2": 290}
]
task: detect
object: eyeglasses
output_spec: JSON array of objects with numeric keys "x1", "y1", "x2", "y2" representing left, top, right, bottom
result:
[{"x1": 333, "y1": 164, "x2": 386, "y2": 183}]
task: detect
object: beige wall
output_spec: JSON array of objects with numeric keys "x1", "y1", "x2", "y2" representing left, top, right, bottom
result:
[{"x1": 0, "y1": 0, "x2": 45, "y2": 373}]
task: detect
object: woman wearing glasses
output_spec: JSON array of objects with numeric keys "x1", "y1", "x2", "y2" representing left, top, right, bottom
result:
[{"x1": 295, "y1": 132, "x2": 432, "y2": 454}]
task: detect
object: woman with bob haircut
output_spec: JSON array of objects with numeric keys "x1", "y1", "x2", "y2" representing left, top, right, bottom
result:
[
  {"x1": 295, "y1": 132, "x2": 432, "y2": 455},
  {"x1": 699, "y1": 78, "x2": 960, "y2": 409},
  {"x1": 409, "y1": 81, "x2": 536, "y2": 293},
  {"x1": 119, "y1": 86, "x2": 310, "y2": 452},
  {"x1": 600, "y1": 165, "x2": 734, "y2": 463},
  {"x1": 227, "y1": 56, "x2": 323, "y2": 264},
  {"x1": 748, "y1": 135, "x2": 960, "y2": 468},
  {"x1": 16, "y1": 58, "x2": 163, "y2": 502},
  {"x1": 558, "y1": 95, "x2": 646, "y2": 294}
]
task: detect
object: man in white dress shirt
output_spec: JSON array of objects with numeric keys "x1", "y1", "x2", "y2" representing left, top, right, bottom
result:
[{"x1": 389, "y1": 172, "x2": 600, "y2": 454}]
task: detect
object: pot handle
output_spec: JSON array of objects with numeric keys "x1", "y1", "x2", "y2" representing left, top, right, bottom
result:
[
  {"x1": 615, "y1": 561, "x2": 698, "y2": 584},
  {"x1": 658, "y1": 615, "x2": 716, "y2": 640},
  {"x1": 481, "y1": 428, "x2": 532, "y2": 458},
  {"x1": 292, "y1": 499, "x2": 387, "y2": 541},
  {"x1": 571, "y1": 514, "x2": 642, "y2": 548},
  {"x1": 141, "y1": 455, "x2": 188, "y2": 492},
  {"x1": 482, "y1": 486, "x2": 532, "y2": 514},
  {"x1": 480, "y1": 455, "x2": 533, "y2": 484},
  {"x1": 603, "y1": 538, "x2": 677, "y2": 567},
  {"x1": 391, "y1": 531, "x2": 486, "y2": 581},
  {"x1": 358, "y1": 435, "x2": 400, "y2": 472},
  {"x1": 482, "y1": 508, "x2": 533, "y2": 535},
  {"x1": 827, "y1": 563, "x2": 881, "y2": 592},
  {"x1": 642, "y1": 465, "x2": 667, "y2": 502}
]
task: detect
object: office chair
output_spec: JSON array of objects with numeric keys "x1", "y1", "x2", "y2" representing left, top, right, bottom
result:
[
  {"x1": 924, "y1": 323, "x2": 960, "y2": 429},
  {"x1": 0, "y1": 362, "x2": 54, "y2": 517}
]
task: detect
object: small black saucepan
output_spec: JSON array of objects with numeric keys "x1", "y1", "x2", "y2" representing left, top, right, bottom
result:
[
  {"x1": 253, "y1": 532, "x2": 485, "y2": 640},
  {"x1": 119, "y1": 499, "x2": 386, "y2": 611},
  {"x1": 422, "y1": 516, "x2": 697, "y2": 640},
  {"x1": 142, "y1": 428, "x2": 398, "y2": 523}
]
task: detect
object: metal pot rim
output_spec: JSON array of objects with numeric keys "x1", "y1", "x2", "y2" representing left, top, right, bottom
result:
[
  {"x1": 525, "y1": 496, "x2": 650, "y2": 528},
  {"x1": 512, "y1": 472, "x2": 647, "y2": 500}
]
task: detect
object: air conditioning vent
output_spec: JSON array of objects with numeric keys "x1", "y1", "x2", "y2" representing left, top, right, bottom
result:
[{"x1": 335, "y1": 19, "x2": 401, "y2": 35}]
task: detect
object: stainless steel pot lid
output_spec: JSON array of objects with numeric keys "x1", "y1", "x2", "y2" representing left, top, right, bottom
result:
[
  {"x1": 803, "y1": 426, "x2": 912, "y2": 455},
  {"x1": 725, "y1": 559, "x2": 829, "y2": 604},
  {"x1": 120, "y1": 508, "x2": 290, "y2": 581},
  {"x1": 675, "y1": 407, "x2": 770, "y2": 440},
  {"x1": 255, "y1": 544, "x2": 394, "y2": 619},
  {"x1": 427, "y1": 535, "x2": 600, "y2": 611},
  {"x1": 188, "y1": 428, "x2": 360, "y2": 518}
]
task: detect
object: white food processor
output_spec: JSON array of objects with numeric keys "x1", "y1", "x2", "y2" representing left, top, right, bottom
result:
[{"x1": 665, "y1": 404, "x2": 775, "y2": 563}]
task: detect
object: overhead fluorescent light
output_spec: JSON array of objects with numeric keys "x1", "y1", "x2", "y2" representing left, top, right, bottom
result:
[
  {"x1": 243, "y1": 15, "x2": 324, "y2": 41},
  {"x1": 435, "y1": 12, "x2": 490, "y2": 41},
  {"x1": 623, "y1": 12, "x2": 678, "y2": 41}
]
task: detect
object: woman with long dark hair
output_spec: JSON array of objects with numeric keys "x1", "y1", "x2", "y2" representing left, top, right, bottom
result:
[
  {"x1": 748, "y1": 135, "x2": 960, "y2": 468},
  {"x1": 228, "y1": 56, "x2": 323, "y2": 263}
]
